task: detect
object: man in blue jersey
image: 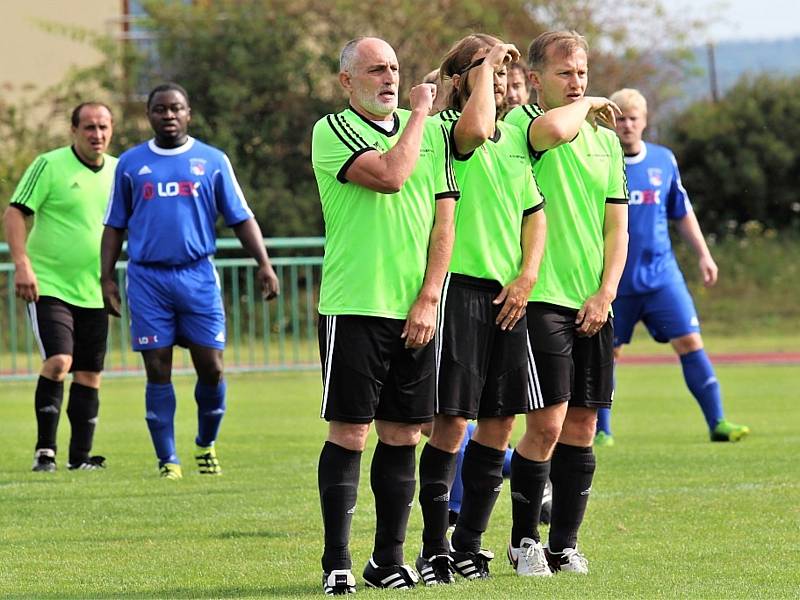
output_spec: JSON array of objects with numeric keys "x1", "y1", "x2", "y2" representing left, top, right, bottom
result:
[
  {"x1": 101, "y1": 83, "x2": 280, "y2": 479},
  {"x1": 595, "y1": 88, "x2": 749, "y2": 445}
]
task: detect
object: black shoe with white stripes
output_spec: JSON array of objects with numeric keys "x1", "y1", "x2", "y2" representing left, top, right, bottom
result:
[
  {"x1": 362, "y1": 557, "x2": 419, "y2": 589},
  {"x1": 451, "y1": 547, "x2": 494, "y2": 579},
  {"x1": 67, "y1": 455, "x2": 106, "y2": 471},
  {"x1": 415, "y1": 554, "x2": 454, "y2": 586},
  {"x1": 322, "y1": 569, "x2": 356, "y2": 595}
]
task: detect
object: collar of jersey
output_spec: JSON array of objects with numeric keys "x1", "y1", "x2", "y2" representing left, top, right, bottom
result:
[
  {"x1": 347, "y1": 106, "x2": 400, "y2": 137},
  {"x1": 623, "y1": 142, "x2": 648, "y2": 165},
  {"x1": 148, "y1": 136, "x2": 196, "y2": 156}
]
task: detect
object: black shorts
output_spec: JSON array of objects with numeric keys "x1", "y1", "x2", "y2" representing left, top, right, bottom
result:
[
  {"x1": 27, "y1": 296, "x2": 108, "y2": 373},
  {"x1": 436, "y1": 274, "x2": 533, "y2": 419},
  {"x1": 318, "y1": 314, "x2": 435, "y2": 424},
  {"x1": 526, "y1": 302, "x2": 614, "y2": 410}
]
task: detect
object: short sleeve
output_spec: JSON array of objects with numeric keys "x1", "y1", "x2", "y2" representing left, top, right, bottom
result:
[
  {"x1": 430, "y1": 121, "x2": 459, "y2": 200},
  {"x1": 312, "y1": 115, "x2": 376, "y2": 184},
  {"x1": 666, "y1": 152, "x2": 691, "y2": 220},
  {"x1": 522, "y1": 168, "x2": 546, "y2": 214},
  {"x1": 606, "y1": 136, "x2": 629, "y2": 204},
  {"x1": 9, "y1": 155, "x2": 51, "y2": 215},
  {"x1": 103, "y1": 160, "x2": 133, "y2": 228},
  {"x1": 505, "y1": 104, "x2": 543, "y2": 160},
  {"x1": 215, "y1": 153, "x2": 255, "y2": 227}
]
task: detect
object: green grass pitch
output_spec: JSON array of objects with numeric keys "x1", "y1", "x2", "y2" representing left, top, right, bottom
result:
[{"x1": 0, "y1": 363, "x2": 797, "y2": 598}]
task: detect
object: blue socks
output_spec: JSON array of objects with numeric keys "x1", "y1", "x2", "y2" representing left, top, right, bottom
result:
[
  {"x1": 195, "y1": 380, "x2": 227, "y2": 447},
  {"x1": 680, "y1": 349, "x2": 724, "y2": 430},
  {"x1": 145, "y1": 382, "x2": 178, "y2": 465},
  {"x1": 596, "y1": 407, "x2": 612, "y2": 435}
]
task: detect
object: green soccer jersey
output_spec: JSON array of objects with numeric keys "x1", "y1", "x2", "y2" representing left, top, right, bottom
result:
[
  {"x1": 505, "y1": 103, "x2": 628, "y2": 310},
  {"x1": 438, "y1": 110, "x2": 544, "y2": 285},
  {"x1": 10, "y1": 146, "x2": 118, "y2": 308},
  {"x1": 312, "y1": 107, "x2": 459, "y2": 318}
]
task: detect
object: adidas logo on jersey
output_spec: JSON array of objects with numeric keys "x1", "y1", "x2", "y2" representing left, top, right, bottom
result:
[
  {"x1": 215, "y1": 331, "x2": 226, "y2": 342},
  {"x1": 138, "y1": 165, "x2": 152, "y2": 175}
]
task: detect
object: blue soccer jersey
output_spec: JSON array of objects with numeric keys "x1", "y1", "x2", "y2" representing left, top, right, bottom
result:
[
  {"x1": 104, "y1": 137, "x2": 253, "y2": 265},
  {"x1": 618, "y1": 142, "x2": 691, "y2": 295}
]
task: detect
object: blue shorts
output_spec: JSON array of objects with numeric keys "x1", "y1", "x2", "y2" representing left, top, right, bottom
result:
[
  {"x1": 612, "y1": 283, "x2": 700, "y2": 346},
  {"x1": 126, "y1": 258, "x2": 226, "y2": 351}
]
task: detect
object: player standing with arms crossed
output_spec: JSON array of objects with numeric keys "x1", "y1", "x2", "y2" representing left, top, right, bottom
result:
[
  {"x1": 311, "y1": 37, "x2": 458, "y2": 594},
  {"x1": 101, "y1": 83, "x2": 279, "y2": 480},
  {"x1": 505, "y1": 30, "x2": 627, "y2": 574}
]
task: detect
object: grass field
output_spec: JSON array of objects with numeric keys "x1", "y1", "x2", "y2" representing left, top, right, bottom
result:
[{"x1": 1, "y1": 363, "x2": 798, "y2": 599}]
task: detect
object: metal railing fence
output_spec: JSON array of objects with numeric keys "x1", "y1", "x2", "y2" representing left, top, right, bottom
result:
[{"x1": 0, "y1": 238, "x2": 325, "y2": 379}]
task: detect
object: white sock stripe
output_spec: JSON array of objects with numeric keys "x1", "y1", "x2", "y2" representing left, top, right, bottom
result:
[
  {"x1": 320, "y1": 315, "x2": 336, "y2": 418},
  {"x1": 27, "y1": 302, "x2": 46, "y2": 360}
]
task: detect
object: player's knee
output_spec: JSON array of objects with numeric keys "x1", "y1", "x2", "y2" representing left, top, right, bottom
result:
[
  {"x1": 672, "y1": 333, "x2": 703, "y2": 355},
  {"x1": 328, "y1": 421, "x2": 370, "y2": 452},
  {"x1": 522, "y1": 417, "x2": 562, "y2": 454},
  {"x1": 375, "y1": 421, "x2": 421, "y2": 446},
  {"x1": 41, "y1": 354, "x2": 72, "y2": 380},
  {"x1": 561, "y1": 409, "x2": 599, "y2": 444},
  {"x1": 473, "y1": 415, "x2": 515, "y2": 450},
  {"x1": 429, "y1": 415, "x2": 467, "y2": 452}
]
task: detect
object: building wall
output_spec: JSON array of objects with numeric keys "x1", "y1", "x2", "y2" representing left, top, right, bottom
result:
[{"x1": 0, "y1": 1, "x2": 123, "y2": 102}]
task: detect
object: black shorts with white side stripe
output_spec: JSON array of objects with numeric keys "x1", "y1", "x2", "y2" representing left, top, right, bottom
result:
[
  {"x1": 317, "y1": 314, "x2": 435, "y2": 424},
  {"x1": 27, "y1": 296, "x2": 108, "y2": 372},
  {"x1": 525, "y1": 302, "x2": 614, "y2": 410},
  {"x1": 435, "y1": 273, "x2": 536, "y2": 419}
]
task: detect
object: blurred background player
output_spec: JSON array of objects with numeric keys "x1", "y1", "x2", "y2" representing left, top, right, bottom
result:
[
  {"x1": 595, "y1": 88, "x2": 750, "y2": 446},
  {"x1": 505, "y1": 62, "x2": 530, "y2": 110},
  {"x1": 505, "y1": 30, "x2": 627, "y2": 575},
  {"x1": 311, "y1": 37, "x2": 457, "y2": 594},
  {"x1": 101, "y1": 83, "x2": 279, "y2": 480},
  {"x1": 4, "y1": 102, "x2": 116, "y2": 472},
  {"x1": 417, "y1": 34, "x2": 547, "y2": 584}
]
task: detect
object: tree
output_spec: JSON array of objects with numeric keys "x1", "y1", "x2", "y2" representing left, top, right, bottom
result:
[
  {"x1": 3, "y1": 0, "x2": 703, "y2": 239},
  {"x1": 664, "y1": 74, "x2": 800, "y2": 236}
]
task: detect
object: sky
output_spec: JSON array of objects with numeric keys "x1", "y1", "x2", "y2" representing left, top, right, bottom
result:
[{"x1": 675, "y1": 0, "x2": 800, "y2": 42}]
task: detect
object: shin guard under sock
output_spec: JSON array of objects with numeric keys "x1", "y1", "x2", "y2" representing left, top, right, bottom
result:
[
  {"x1": 319, "y1": 441, "x2": 362, "y2": 572},
  {"x1": 548, "y1": 443, "x2": 596, "y2": 552}
]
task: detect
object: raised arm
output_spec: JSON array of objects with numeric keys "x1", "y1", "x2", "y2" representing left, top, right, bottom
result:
[
  {"x1": 529, "y1": 97, "x2": 620, "y2": 152},
  {"x1": 402, "y1": 197, "x2": 456, "y2": 348},
  {"x1": 344, "y1": 84, "x2": 435, "y2": 193},
  {"x1": 575, "y1": 203, "x2": 628, "y2": 336},
  {"x1": 675, "y1": 209, "x2": 718, "y2": 287},
  {"x1": 232, "y1": 217, "x2": 280, "y2": 300},
  {"x1": 3, "y1": 206, "x2": 38, "y2": 302},
  {"x1": 453, "y1": 43, "x2": 520, "y2": 156}
]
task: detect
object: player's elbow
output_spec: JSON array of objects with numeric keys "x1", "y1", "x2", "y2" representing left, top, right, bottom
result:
[{"x1": 373, "y1": 174, "x2": 404, "y2": 194}]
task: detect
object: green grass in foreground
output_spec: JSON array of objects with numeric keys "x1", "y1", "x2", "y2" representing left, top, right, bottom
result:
[{"x1": 0, "y1": 365, "x2": 798, "y2": 599}]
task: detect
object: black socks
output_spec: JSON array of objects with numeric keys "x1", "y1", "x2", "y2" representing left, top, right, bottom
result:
[
  {"x1": 370, "y1": 441, "x2": 417, "y2": 566},
  {"x1": 66, "y1": 382, "x2": 99, "y2": 465},
  {"x1": 451, "y1": 440, "x2": 506, "y2": 553},
  {"x1": 318, "y1": 441, "x2": 362, "y2": 572},
  {"x1": 510, "y1": 449, "x2": 551, "y2": 546},
  {"x1": 34, "y1": 376, "x2": 63, "y2": 452},
  {"x1": 548, "y1": 443, "x2": 596, "y2": 552},
  {"x1": 418, "y1": 443, "x2": 458, "y2": 557}
]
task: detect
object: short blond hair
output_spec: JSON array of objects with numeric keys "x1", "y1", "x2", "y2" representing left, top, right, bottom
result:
[
  {"x1": 527, "y1": 30, "x2": 587, "y2": 71},
  {"x1": 610, "y1": 88, "x2": 648, "y2": 114}
]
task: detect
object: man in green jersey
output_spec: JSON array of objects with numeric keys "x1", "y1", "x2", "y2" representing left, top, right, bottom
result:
[
  {"x1": 311, "y1": 37, "x2": 458, "y2": 594},
  {"x1": 415, "y1": 35, "x2": 548, "y2": 584},
  {"x1": 3, "y1": 102, "x2": 116, "y2": 472},
  {"x1": 504, "y1": 30, "x2": 628, "y2": 574}
]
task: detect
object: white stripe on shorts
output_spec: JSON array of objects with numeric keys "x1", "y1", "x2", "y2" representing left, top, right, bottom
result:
[
  {"x1": 320, "y1": 315, "x2": 337, "y2": 418},
  {"x1": 27, "y1": 302, "x2": 46, "y2": 360},
  {"x1": 526, "y1": 330, "x2": 543, "y2": 410},
  {"x1": 434, "y1": 273, "x2": 451, "y2": 414}
]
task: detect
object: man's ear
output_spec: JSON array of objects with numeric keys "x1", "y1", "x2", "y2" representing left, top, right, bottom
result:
[{"x1": 339, "y1": 71, "x2": 352, "y2": 92}]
